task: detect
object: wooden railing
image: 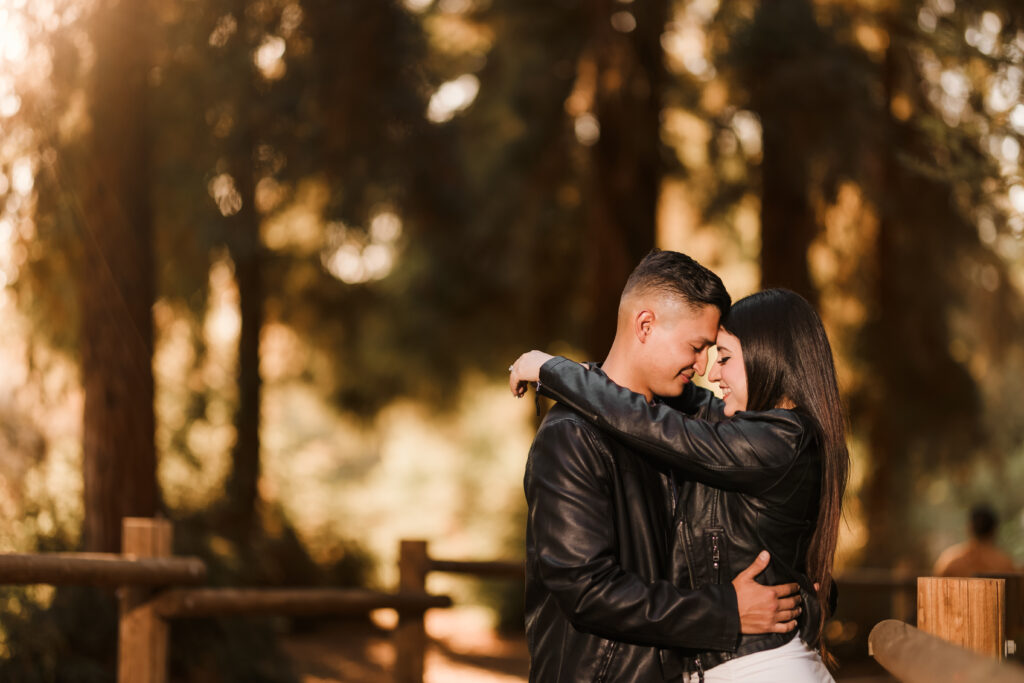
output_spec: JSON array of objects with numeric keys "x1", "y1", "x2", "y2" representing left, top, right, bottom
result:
[
  {"x1": 870, "y1": 619, "x2": 1024, "y2": 683},
  {"x1": 14, "y1": 525, "x2": 1021, "y2": 683},
  {"x1": 867, "y1": 575, "x2": 1024, "y2": 682},
  {"x1": 0, "y1": 519, "x2": 451, "y2": 683},
  {"x1": 394, "y1": 539, "x2": 524, "y2": 681}
]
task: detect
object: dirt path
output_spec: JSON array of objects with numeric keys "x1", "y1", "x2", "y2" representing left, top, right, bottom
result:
[
  {"x1": 281, "y1": 608, "x2": 892, "y2": 682},
  {"x1": 282, "y1": 608, "x2": 528, "y2": 683}
]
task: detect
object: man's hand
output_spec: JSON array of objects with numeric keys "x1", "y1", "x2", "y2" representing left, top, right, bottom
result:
[{"x1": 732, "y1": 551, "x2": 802, "y2": 634}]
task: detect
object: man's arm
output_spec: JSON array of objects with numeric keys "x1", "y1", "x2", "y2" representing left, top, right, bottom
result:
[{"x1": 528, "y1": 416, "x2": 765, "y2": 650}]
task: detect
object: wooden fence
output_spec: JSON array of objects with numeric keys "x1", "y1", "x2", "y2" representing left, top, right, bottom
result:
[
  {"x1": 0, "y1": 519, "x2": 452, "y2": 683},
  {"x1": 868, "y1": 576, "x2": 1024, "y2": 682},
  {"x1": 870, "y1": 620, "x2": 1024, "y2": 683},
  {"x1": 6, "y1": 523, "x2": 1022, "y2": 683},
  {"x1": 394, "y1": 539, "x2": 524, "y2": 681}
]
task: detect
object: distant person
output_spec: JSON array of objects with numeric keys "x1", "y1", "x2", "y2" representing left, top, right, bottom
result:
[{"x1": 933, "y1": 504, "x2": 1017, "y2": 577}]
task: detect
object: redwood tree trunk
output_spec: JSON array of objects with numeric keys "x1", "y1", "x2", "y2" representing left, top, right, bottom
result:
[
  {"x1": 223, "y1": 185, "x2": 262, "y2": 541},
  {"x1": 749, "y1": 0, "x2": 820, "y2": 306},
  {"x1": 759, "y1": 123, "x2": 818, "y2": 304},
  {"x1": 222, "y1": 0, "x2": 263, "y2": 542},
  {"x1": 584, "y1": 0, "x2": 667, "y2": 358},
  {"x1": 80, "y1": 0, "x2": 158, "y2": 552}
]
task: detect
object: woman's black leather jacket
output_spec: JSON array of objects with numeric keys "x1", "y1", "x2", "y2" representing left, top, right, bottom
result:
[{"x1": 539, "y1": 357, "x2": 825, "y2": 675}]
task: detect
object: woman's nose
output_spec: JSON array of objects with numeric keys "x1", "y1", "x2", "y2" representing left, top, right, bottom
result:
[{"x1": 708, "y1": 362, "x2": 720, "y2": 382}]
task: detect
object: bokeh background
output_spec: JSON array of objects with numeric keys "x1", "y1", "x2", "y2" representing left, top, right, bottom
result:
[{"x1": 0, "y1": 0, "x2": 1022, "y2": 679}]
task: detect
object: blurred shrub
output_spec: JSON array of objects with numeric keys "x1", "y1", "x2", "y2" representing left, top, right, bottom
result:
[{"x1": 0, "y1": 586, "x2": 116, "y2": 683}]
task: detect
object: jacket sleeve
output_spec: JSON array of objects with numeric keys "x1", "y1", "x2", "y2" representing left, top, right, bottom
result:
[
  {"x1": 661, "y1": 379, "x2": 727, "y2": 422},
  {"x1": 526, "y1": 416, "x2": 740, "y2": 650},
  {"x1": 538, "y1": 357, "x2": 807, "y2": 494}
]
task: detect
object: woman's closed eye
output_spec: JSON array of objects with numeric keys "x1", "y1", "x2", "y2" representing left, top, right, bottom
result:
[{"x1": 717, "y1": 355, "x2": 730, "y2": 365}]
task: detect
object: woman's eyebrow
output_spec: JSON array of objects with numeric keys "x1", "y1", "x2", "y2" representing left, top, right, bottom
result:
[{"x1": 716, "y1": 344, "x2": 732, "y2": 354}]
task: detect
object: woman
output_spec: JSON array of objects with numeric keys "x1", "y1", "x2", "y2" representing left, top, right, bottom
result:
[{"x1": 509, "y1": 289, "x2": 848, "y2": 682}]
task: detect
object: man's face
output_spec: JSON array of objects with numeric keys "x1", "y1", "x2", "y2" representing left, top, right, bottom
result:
[{"x1": 640, "y1": 302, "x2": 720, "y2": 398}]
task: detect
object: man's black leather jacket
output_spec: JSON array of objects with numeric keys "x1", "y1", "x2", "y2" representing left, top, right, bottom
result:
[
  {"x1": 524, "y1": 380, "x2": 741, "y2": 681},
  {"x1": 538, "y1": 357, "x2": 825, "y2": 676}
]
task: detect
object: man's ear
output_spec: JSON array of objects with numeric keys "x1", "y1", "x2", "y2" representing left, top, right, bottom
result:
[{"x1": 635, "y1": 309, "x2": 655, "y2": 343}]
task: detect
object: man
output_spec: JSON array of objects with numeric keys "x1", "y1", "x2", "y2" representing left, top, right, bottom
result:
[
  {"x1": 934, "y1": 504, "x2": 1016, "y2": 577},
  {"x1": 516, "y1": 250, "x2": 802, "y2": 682}
]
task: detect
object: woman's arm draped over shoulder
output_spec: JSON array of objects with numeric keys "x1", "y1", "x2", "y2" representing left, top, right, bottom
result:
[{"x1": 537, "y1": 357, "x2": 806, "y2": 494}]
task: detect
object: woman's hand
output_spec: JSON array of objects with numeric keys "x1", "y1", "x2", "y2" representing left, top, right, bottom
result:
[{"x1": 508, "y1": 351, "x2": 554, "y2": 397}]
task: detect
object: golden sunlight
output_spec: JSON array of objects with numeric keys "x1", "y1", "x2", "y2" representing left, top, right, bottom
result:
[
  {"x1": 321, "y1": 208, "x2": 402, "y2": 284},
  {"x1": 0, "y1": 8, "x2": 29, "y2": 66},
  {"x1": 155, "y1": 254, "x2": 242, "y2": 513},
  {"x1": 255, "y1": 34, "x2": 286, "y2": 80},
  {"x1": 426, "y1": 74, "x2": 479, "y2": 123}
]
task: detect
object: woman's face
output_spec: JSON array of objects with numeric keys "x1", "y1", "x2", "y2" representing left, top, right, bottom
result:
[{"x1": 708, "y1": 329, "x2": 747, "y2": 416}]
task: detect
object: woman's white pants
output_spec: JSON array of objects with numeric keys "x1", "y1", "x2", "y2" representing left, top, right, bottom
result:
[{"x1": 684, "y1": 637, "x2": 835, "y2": 683}]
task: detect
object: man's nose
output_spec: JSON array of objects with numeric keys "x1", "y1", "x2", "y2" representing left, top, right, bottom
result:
[{"x1": 694, "y1": 348, "x2": 709, "y2": 376}]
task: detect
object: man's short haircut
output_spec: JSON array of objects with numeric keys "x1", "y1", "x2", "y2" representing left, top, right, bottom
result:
[
  {"x1": 969, "y1": 504, "x2": 998, "y2": 540},
  {"x1": 621, "y1": 249, "x2": 731, "y2": 316}
]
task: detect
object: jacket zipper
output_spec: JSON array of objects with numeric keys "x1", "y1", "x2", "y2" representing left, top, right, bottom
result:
[
  {"x1": 594, "y1": 640, "x2": 619, "y2": 683},
  {"x1": 673, "y1": 490, "x2": 705, "y2": 682},
  {"x1": 710, "y1": 532, "x2": 721, "y2": 584}
]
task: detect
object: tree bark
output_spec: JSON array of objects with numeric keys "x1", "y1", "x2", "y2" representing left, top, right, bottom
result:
[
  {"x1": 584, "y1": 0, "x2": 667, "y2": 359},
  {"x1": 750, "y1": 0, "x2": 820, "y2": 306},
  {"x1": 223, "y1": 231, "x2": 262, "y2": 541},
  {"x1": 759, "y1": 123, "x2": 818, "y2": 304},
  {"x1": 80, "y1": 0, "x2": 158, "y2": 552},
  {"x1": 221, "y1": 1, "x2": 263, "y2": 542}
]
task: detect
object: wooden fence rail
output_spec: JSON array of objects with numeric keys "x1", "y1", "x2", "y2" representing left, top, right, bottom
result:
[
  {"x1": 0, "y1": 552, "x2": 206, "y2": 586},
  {"x1": 869, "y1": 619, "x2": 1024, "y2": 683},
  {"x1": 428, "y1": 558, "x2": 525, "y2": 578},
  {"x1": 152, "y1": 588, "x2": 451, "y2": 618},
  {"x1": 394, "y1": 540, "x2": 526, "y2": 682},
  {"x1": 0, "y1": 519, "x2": 453, "y2": 683},
  {"x1": 12, "y1": 524, "x2": 1017, "y2": 683}
]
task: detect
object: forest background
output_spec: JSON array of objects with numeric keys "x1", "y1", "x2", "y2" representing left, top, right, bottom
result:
[{"x1": 0, "y1": 0, "x2": 1023, "y2": 679}]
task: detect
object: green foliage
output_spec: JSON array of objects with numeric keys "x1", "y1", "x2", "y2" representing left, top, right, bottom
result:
[
  {"x1": 0, "y1": 587, "x2": 116, "y2": 683},
  {"x1": 172, "y1": 504, "x2": 374, "y2": 589},
  {"x1": 164, "y1": 507, "x2": 373, "y2": 682}
]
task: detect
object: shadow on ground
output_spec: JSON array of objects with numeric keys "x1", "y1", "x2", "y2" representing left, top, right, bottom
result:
[{"x1": 281, "y1": 607, "x2": 893, "y2": 682}]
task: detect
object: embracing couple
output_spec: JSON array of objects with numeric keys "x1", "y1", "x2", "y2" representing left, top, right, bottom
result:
[{"x1": 508, "y1": 249, "x2": 848, "y2": 682}]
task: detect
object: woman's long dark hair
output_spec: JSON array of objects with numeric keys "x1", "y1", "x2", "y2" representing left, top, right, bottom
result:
[{"x1": 721, "y1": 289, "x2": 849, "y2": 665}]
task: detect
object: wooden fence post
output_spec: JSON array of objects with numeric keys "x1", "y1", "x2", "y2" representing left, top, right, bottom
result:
[
  {"x1": 1004, "y1": 575, "x2": 1022, "y2": 660},
  {"x1": 918, "y1": 577, "x2": 1006, "y2": 659},
  {"x1": 980, "y1": 573, "x2": 1024, "y2": 661},
  {"x1": 118, "y1": 517, "x2": 172, "y2": 683},
  {"x1": 395, "y1": 539, "x2": 429, "y2": 683}
]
